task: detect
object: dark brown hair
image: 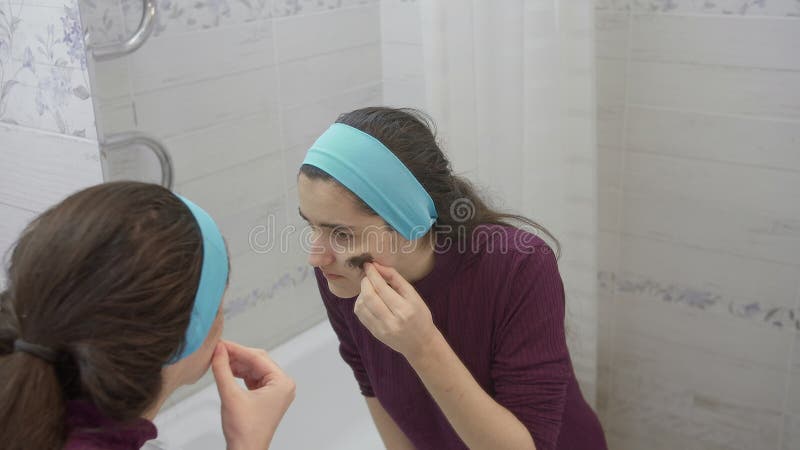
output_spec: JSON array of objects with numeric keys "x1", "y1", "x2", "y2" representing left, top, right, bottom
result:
[
  {"x1": 300, "y1": 107, "x2": 559, "y2": 255},
  {"x1": 0, "y1": 181, "x2": 203, "y2": 450}
]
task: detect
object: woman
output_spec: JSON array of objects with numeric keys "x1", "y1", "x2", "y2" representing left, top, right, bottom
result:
[
  {"x1": 298, "y1": 107, "x2": 607, "y2": 450},
  {"x1": 0, "y1": 181, "x2": 295, "y2": 450}
]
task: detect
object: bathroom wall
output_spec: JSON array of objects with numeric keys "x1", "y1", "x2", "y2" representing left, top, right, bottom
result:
[
  {"x1": 0, "y1": 0, "x2": 102, "y2": 287},
  {"x1": 381, "y1": 0, "x2": 425, "y2": 110},
  {"x1": 594, "y1": 1, "x2": 800, "y2": 449},
  {"x1": 81, "y1": 0, "x2": 383, "y2": 401}
]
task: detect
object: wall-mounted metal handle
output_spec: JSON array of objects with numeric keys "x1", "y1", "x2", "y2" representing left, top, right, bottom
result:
[
  {"x1": 89, "y1": 0, "x2": 157, "y2": 61},
  {"x1": 101, "y1": 131, "x2": 174, "y2": 189}
]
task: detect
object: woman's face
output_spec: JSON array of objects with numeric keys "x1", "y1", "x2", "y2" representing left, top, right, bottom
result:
[{"x1": 297, "y1": 174, "x2": 414, "y2": 298}]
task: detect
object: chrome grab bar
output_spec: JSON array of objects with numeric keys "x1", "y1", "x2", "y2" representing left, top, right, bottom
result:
[
  {"x1": 88, "y1": 0, "x2": 156, "y2": 61},
  {"x1": 101, "y1": 131, "x2": 174, "y2": 189}
]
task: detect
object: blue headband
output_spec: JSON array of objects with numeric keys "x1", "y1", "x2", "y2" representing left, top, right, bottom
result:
[
  {"x1": 302, "y1": 123, "x2": 438, "y2": 240},
  {"x1": 170, "y1": 195, "x2": 229, "y2": 363}
]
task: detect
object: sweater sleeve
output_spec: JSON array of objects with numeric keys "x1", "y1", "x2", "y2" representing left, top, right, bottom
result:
[
  {"x1": 314, "y1": 269, "x2": 375, "y2": 397},
  {"x1": 490, "y1": 246, "x2": 571, "y2": 450}
]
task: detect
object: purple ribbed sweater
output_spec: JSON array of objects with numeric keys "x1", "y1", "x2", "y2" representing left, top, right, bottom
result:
[
  {"x1": 62, "y1": 400, "x2": 156, "y2": 449},
  {"x1": 316, "y1": 225, "x2": 607, "y2": 450}
]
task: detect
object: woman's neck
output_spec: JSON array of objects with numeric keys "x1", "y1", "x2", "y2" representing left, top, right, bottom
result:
[{"x1": 141, "y1": 378, "x2": 180, "y2": 421}]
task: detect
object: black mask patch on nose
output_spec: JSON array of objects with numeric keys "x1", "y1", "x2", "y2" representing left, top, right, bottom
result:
[{"x1": 346, "y1": 253, "x2": 374, "y2": 270}]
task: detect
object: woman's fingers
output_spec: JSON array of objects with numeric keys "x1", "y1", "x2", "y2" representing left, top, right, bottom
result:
[
  {"x1": 211, "y1": 343, "x2": 241, "y2": 399},
  {"x1": 356, "y1": 275, "x2": 393, "y2": 322},
  {"x1": 363, "y1": 263, "x2": 406, "y2": 314},
  {"x1": 372, "y1": 262, "x2": 417, "y2": 298},
  {"x1": 220, "y1": 340, "x2": 288, "y2": 389},
  {"x1": 214, "y1": 340, "x2": 296, "y2": 450}
]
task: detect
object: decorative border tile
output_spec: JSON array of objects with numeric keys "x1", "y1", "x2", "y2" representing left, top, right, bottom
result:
[
  {"x1": 1, "y1": 1, "x2": 95, "y2": 137},
  {"x1": 272, "y1": 0, "x2": 377, "y2": 18},
  {"x1": 599, "y1": 270, "x2": 800, "y2": 331},
  {"x1": 597, "y1": 0, "x2": 800, "y2": 16}
]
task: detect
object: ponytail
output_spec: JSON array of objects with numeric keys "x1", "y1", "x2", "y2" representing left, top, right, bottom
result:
[{"x1": 0, "y1": 294, "x2": 66, "y2": 450}]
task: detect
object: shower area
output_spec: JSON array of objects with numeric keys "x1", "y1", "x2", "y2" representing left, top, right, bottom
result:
[{"x1": 0, "y1": 0, "x2": 798, "y2": 448}]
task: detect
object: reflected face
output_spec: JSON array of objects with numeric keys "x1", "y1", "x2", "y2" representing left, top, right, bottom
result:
[{"x1": 297, "y1": 174, "x2": 408, "y2": 298}]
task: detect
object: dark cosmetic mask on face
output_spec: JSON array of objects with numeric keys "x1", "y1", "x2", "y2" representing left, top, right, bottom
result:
[{"x1": 346, "y1": 253, "x2": 375, "y2": 270}]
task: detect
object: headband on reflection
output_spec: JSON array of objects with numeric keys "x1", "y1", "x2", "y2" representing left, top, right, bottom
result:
[{"x1": 302, "y1": 123, "x2": 437, "y2": 240}]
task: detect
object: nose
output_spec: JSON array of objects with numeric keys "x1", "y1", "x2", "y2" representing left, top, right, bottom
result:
[{"x1": 307, "y1": 230, "x2": 335, "y2": 268}]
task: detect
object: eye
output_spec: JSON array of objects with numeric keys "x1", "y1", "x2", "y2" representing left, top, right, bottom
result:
[{"x1": 332, "y1": 229, "x2": 353, "y2": 241}]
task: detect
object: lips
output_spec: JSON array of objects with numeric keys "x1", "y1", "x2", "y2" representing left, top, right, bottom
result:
[{"x1": 322, "y1": 271, "x2": 344, "y2": 280}]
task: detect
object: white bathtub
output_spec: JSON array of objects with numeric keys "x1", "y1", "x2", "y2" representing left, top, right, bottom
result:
[{"x1": 149, "y1": 321, "x2": 384, "y2": 450}]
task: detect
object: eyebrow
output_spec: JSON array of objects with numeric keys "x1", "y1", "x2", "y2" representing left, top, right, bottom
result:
[{"x1": 298, "y1": 208, "x2": 354, "y2": 231}]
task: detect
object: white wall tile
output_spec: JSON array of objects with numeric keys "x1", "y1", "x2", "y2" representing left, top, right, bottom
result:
[
  {"x1": 606, "y1": 294, "x2": 789, "y2": 450},
  {"x1": 596, "y1": 58, "x2": 628, "y2": 148},
  {"x1": 174, "y1": 151, "x2": 285, "y2": 220},
  {"x1": 627, "y1": 106, "x2": 800, "y2": 172},
  {"x1": 274, "y1": 4, "x2": 380, "y2": 62},
  {"x1": 380, "y1": 0, "x2": 422, "y2": 45},
  {"x1": 784, "y1": 411, "x2": 800, "y2": 450},
  {"x1": 0, "y1": 204, "x2": 36, "y2": 273},
  {"x1": 165, "y1": 111, "x2": 282, "y2": 185},
  {"x1": 222, "y1": 247, "x2": 324, "y2": 350},
  {"x1": 595, "y1": 12, "x2": 630, "y2": 60},
  {"x1": 382, "y1": 77, "x2": 426, "y2": 109},
  {"x1": 93, "y1": 95, "x2": 135, "y2": 136},
  {"x1": 623, "y1": 151, "x2": 800, "y2": 220},
  {"x1": 0, "y1": 123, "x2": 103, "y2": 212},
  {"x1": 382, "y1": 42, "x2": 424, "y2": 81},
  {"x1": 598, "y1": 236, "x2": 622, "y2": 295},
  {"x1": 89, "y1": 57, "x2": 131, "y2": 101},
  {"x1": 599, "y1": 146, "x2": 624, "y2": 190},
  {"x1": 216, "y1": 195, "x2": 287, "y2": 260},
  {"x1": 283, "y1": 142, "x2": 312, "y2": 184},
  {"x1": 785, "y1": 327, "x2": 800, "y2": 449},
  {"x1": 278, "y1": 44, "x2": 382, "y2": 108},
  {"x1": 621, "y1": 189, "x2": 800, "y2": 266},
  {"x1": 628, "y1": 61, "x2": 800, "y2": 119},
  {"x1": 134, "y1": 66, "x2": 279, "y2": 138},
  {"x1": 597, "y1": 2, "x2": 800, "y2": 449},
  {"x1": 597, "y1": 231, "x2": 620, "y2": 419},
  {"x1": 130, "y1": 22, "x2": 277, "y2": 94},
  {"x1": 631, "y1": 14, "x2": 800, "y2": 71},
  {"x1": 281, "y1": 82, "x2": 382, "y2": 149},
  {"x1": 596, "y1": 232, "x2": 618, "y2": 420},
  {"x1": 788, "y1": 327, "x2": 800, "y2": 411},
  {"x1": 599, "y1": 186, "x2": 621, "y2": 234}
]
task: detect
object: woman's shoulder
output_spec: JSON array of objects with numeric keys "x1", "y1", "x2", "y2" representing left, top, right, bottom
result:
[
  {"x1": 468, "y1": 225, "x2": 564, "y2": 315},
  {"x1": 466, "y1": 224, "x2": 556, "y2": 268},
  {"x1": 441, "y1": 224, "x2": 560, "y2": 297}
]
